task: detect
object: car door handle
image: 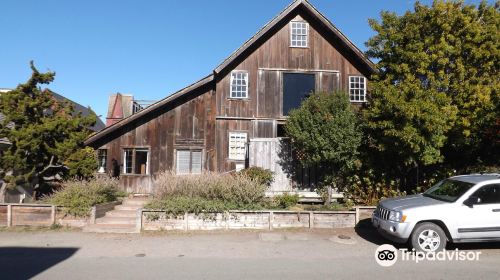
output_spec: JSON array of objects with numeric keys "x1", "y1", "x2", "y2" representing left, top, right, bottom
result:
[{"x1": 493, "y1": 209, "x2": 500, "y2": 212}]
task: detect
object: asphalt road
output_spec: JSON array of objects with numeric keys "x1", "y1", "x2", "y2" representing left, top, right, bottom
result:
[{"x1": 1, "y1": 222, "x2": 499, "y2": 280}]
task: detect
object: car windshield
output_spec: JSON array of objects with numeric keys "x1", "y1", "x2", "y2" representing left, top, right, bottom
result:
[{"x1": 423, "y1": 179, "x2": 474, "y2": 202}]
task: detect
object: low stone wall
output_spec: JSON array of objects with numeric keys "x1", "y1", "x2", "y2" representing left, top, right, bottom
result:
[
  {"x1": 355, "y1": 206, "x2": 376, "y2": 224},
  {"x1": 0, "y1": 203, "x2": 91, "y2": 228},
  {"x1": 141, "y1": 210, "x2": 357, "y2": 231}
]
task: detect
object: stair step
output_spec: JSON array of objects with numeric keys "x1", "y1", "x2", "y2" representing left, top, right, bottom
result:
[
  {"x1": 96, "y1": 217, "x2": 136, "y2": 225},
  {"x1": 121, "y1": 200, "x2": 148, "y2": 206},
  {"x1": 105, "y1": 210, "x2": 137, "y2": 218},
  {"x1": 114, "y1": 205, "x2": 143, "y2": 211},
  {"x1": 83, "y1": 224, "x2": 137, "y2": 234}
]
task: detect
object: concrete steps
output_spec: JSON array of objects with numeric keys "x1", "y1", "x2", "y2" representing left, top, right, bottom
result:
[{"x1": 83, "y1": 196, "x2": 150, "y2": 234}]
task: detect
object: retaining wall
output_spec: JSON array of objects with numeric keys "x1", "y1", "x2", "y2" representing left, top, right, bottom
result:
[{"x1": 141, "y1": 210, "x2": 358, "y2": 231}]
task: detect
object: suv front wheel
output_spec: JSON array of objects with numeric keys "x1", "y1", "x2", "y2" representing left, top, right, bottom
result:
[{"x1": 411, "y1": 222, "x2": 447, "y2": 252}]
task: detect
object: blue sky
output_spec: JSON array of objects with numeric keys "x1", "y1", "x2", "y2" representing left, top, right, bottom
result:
[{"x1": 0, "y1": 0, "x2": 489, "y2": 121}]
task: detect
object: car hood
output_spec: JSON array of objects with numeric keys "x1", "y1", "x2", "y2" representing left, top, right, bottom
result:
[{"x1": 379, "y1": 194, "x2": 446, "y2": 211}]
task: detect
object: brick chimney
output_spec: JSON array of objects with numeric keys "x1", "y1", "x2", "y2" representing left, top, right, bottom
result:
[{"x1": 106, "y1": 93, "x2": 134, "y2": 126}]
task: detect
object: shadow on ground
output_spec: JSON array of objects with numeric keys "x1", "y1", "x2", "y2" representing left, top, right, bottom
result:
[
  {"x1": 0, "y1": 247, "x2": 79, "y2": 280},
  {"x1": 355, "y1": 218, "x2": 500, "y2": 251},
  {"x1": 354, "y1": 218, "x2": 408, "y2": 249}
]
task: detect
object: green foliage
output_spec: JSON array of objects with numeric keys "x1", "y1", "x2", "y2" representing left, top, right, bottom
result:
[
  {"x1": 148, "y1": 171, "x2": 268, "y2": 214},
  {"x1": 238, "y1": 167, "x2": 274, "y2": 186},
  {"x1": 365, "y1": 0, "x2": 500, "y2": 175},
  {"x1": 342, "y1": 170, "x2": 406, "y2": 206},
  {"x1": 45, "y1": 177, "x2": 121, "y2": 217},
  {"x1": 285, "y1": 91, "x2": 363, "y2": 186},
  {"x1": 272, "y1": 193, "x2": 300, "y2": 209},
  {"x1": 65, "y1": 147, "x2": 98, "y2": 179},
  {"x1": 147, "y1": 197, "x2": 247, "y2": 217},
  {"x1": 0, "y1": 62, "x2": 97, "y2": 194}
]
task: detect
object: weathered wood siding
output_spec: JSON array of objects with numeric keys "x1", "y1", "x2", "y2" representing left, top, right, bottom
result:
[
  {"x1": 215, "y1": 13, "x2": 367, "y2": 172},
  {"x1": 96, "y1": 87, "x2": 216, "y2": 193}
]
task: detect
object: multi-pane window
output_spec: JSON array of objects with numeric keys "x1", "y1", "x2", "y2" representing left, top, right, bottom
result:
[
  {"x1": 228, "y1": 132, "x2": 247, "y2": 160},
  {"x1": 290, "y1": 21, "x2": 308, "y2": 47},
  {"x1": 230, "y1": 71, "x2": 248, "y2": 98},
  {"x1": 176, "y1": 150, "x2": 202, "y2": 175},
  {"x1": 349, "y1": 76, "x2": 367, "y2": 102},
  {"x1": 123, "y1": 148, "x2": 149, "y2": 175},
  {"x1": 97, "y1": 149, "x2": 107, "y2": 173}
]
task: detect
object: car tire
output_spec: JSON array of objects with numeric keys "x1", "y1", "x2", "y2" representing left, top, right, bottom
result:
[{"x1": 411, "y1": 222, "x2": 447, "y2": 252}]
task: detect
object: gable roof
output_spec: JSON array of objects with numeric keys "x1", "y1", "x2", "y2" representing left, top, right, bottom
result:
[
  {"x1": 215, "y1": 0, "x2": 376, "y2": 75},
  {"x1": 85, "y1": 0, "x2": 375, "y2": 147},
  {"x1": 85, "y1": 74, "x2": 214, "y2": 146}
]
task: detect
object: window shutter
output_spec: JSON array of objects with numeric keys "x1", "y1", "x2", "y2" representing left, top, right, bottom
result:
[
  {"x1": 176, "y1": 150, "x2": 191, "y2": 174},
  {"x1": 191, "y1": 151, "x2": 202, "y2": 174}
]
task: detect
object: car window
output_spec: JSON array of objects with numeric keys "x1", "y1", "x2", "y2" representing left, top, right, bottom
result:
[
  {"x1": 471, "y1": 184, "x2": 500, "y2": 204},
  {"x1": 423, "y1": 179, "x2": 474, "y2": 202}
]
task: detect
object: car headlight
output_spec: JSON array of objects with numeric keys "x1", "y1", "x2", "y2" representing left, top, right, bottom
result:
[{"x1": 388, "y1": 211, "x2": 406, "y2": 222}]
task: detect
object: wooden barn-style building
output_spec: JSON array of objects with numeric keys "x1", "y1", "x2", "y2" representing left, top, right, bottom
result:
[{"x1": 85, "y1": 0, "x2": 376, "y2": 194}]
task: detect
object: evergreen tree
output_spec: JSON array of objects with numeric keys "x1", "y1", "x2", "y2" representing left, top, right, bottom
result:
[
  {"x1": 365, "y1": 0, "x2": 499, "y2": 183},
  {"x1": 0, "y1": 62, "x2": 97, "y2": 201}
]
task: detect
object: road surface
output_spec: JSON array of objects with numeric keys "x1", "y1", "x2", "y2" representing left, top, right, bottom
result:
[{"x1": 1, "y1": 222, "x2": 499, "y2": 280}]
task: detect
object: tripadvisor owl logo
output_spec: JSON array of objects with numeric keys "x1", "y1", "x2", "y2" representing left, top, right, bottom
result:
[
  {"x1": 375, "y1": 244, "x2": 482, "y2": 266},
  {"x1": 375, "y1": 244, "x2": 398, "y2": 267}
]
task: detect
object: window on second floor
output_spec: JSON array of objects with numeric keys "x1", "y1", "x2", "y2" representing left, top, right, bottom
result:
[
  {"x1": 349, "y1": 76, "x2": 367, "y2": 102},
  {"x1": 290, "y1": 21, "x2": 308, "y2": 47},
  {"x1": 230, "y1": 71, "x2": 248, "y2": 99},
  {"x1": 123, "y1": 148, "x2": 149, "y2": 175}
]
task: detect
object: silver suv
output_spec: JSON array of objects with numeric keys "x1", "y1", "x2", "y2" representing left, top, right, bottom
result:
[{"x1": 372, "y1": 174, "x2": 500, "y2": 252}]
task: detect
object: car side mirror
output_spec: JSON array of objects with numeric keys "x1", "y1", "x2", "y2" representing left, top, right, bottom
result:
[{"x1": 464, "y1": 196, "x2": 481, "y2": 208}]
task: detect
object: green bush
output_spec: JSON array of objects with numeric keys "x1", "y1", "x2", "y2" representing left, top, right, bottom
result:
[
  {"x1": 45, "y1": 177, "x2": 123, "y2": 217},
  {"x1": 149, "y1": 171, "x2": 268, "y2": 214},
  {"x1": 272, "y1": 193, "x2": 300, "y2": 209},
  {"x1": 342, "y1": 170, "x2": 405, "y2": 206},
  {"x1": 238, "y1": 167, "x2": 274, "y2": 186}
]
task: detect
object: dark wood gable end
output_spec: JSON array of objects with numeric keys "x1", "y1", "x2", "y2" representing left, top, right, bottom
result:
[{"x1": 85, "y1": 0, "x2": 375, "y2": 192}]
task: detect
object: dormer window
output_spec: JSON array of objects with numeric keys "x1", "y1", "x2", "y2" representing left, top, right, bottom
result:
[
  {"x1": 230, "y1": 71, "x2": 248, "y2": 98},
  {"x1": 290, "y1": 21, "x2": 308, "y2": 47}
]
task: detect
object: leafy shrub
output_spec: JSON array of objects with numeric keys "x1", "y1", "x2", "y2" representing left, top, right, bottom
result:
[
  {"x1": 273, "y1": 193, "x2": 299, "y2": 209},
  {"x1": 45, "y1": 177, "x2": 122, "y2": 217},
  {"x1": 342, "y1": 171, "x2": 405, "y2": 206},
  {"x1": 149, "y1": 171, "x2": 267, "y2": 213},
  {"x1": 238, "y1": 167, "x2": 274, "y2": 186}
]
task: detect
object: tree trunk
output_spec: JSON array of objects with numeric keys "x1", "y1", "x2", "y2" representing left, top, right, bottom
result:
[
  {"x1": 0, "y1": 181, "x2": 7, "y2": 203},
  {"x1": 326, "y1": 185, "x2": 332, "y2": 205}
]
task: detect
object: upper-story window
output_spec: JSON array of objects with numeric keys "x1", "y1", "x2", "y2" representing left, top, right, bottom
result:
[
  {"x1": 290, "y1": 21, "x2": 308, "y2": 47},
  {"x1": 349, "y1": 76, "x2": 367, "y2": 102},
  {"x1": 230, "y1": 71, "x2": 248, "y2": 98}
]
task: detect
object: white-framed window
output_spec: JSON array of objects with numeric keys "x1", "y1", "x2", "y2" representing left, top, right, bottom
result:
[
  {"x1": 290, "y1": 21, "x2": 308, "y2": 47},
  {"x1": 123, "y1": 148, "x2": 149, "y2": 175},
  {"x1": 349, "y1": 76, "x2": 367, "y2": 102},
  {"x1": 230, "y1": 71, "x2": 248, "y2": 98},
  {"x1": 228, "y1": 132, "x2": 247, "y2": 160},
  {"x1": 97, "y1": 149, "x2": 107, "y2": 173},
  {"x1": 176, "y1": 150, "x2": 202, "y2": 175}
]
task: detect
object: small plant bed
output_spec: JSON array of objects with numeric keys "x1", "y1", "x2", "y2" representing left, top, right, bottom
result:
[
  {"x1": 146, "y1": 171, "x2": 270, "y2": 217},
  {"x1": 146, "y1": 171, "x2": 352, "y2": 218},
  {"x1": 44, "y1": 177, "x2": 127, "y2": 217}
]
